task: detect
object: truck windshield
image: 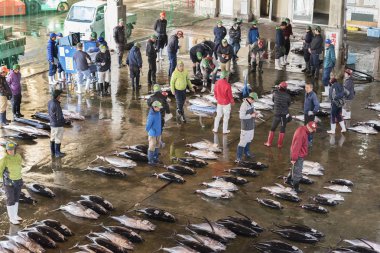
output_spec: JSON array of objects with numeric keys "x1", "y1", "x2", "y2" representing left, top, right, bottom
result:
[{"x1": 67, "y1": 6, "x2": 95, "y2": 23}]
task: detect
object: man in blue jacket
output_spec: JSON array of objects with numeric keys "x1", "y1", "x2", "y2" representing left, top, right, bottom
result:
[
  {"x1": 213, "y1": 20, "x2": 227, "y2": 60},
  {"x1": 247, "y1": 20, "x2": 259, "y2": 66},
  {"x1": 48, "y1": 90, "x2": 65, "y2": 158},
  {"x1": 322, "y1": 39, "x2": 335, "y2": 97},
  {"x1": 304, "y1": 83, "x2": 320, "y2": 146},
  {"x1": 126, "y1": 42, "x2": 143, "y2": 89},
  {"x1": 146, "y1": 101, "x2": 163, "y2": 165},
  {"x1": 274, "y1": 22, "x2": 287, "y2": 70},
  {"x1": 47, "y1": 33, "x2": 57, "y2": 86},
  {"x1": 167, "y1": 30, "x2": 184, "y2": 78}
]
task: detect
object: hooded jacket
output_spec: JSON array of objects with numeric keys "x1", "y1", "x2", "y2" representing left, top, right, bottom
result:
[
  {"x1": 147, "y1": 92, "x2": 170, "y2": 114},
  {"x1": 0, "y1": 153, "x2": 22, "y2": 181},
  {"x1": 290, "y1": 125, "x2": 311, "y2": 161},
  {"x1": 6, "y1": 70, "x2": 21, "y2": 95},
  {"x1": 95, "y1": 50, "x2": 111, "y2": 72},
  {"x1": 48, "y1": 98, "x2": 65, "y2": 127},
  {"x1": 213, "y1": 26, "x2": 227, "y2": 43},
  {"x1": 214, "y1": 78, "x2": 234, "y2": 105},
  {"x1": 146, "y1": 108, "x2": 162, "y2": 137},
  {"x1": 323, "y1": 44, "x2": 335, "y2": 68},
  {"x1": 170, "y1": 69, "x2": 193, "y2": 93},
  {"x1": 126, "y1": 46, "x2": 142, "y2": 68},
  {"x1": 248, "y1": 27, "x2": 260, "y2": 44}
]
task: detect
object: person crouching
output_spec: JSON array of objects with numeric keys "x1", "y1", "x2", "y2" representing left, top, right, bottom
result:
[{"x1": 146, "y1": 101, "x2": 163, "y2": 165}]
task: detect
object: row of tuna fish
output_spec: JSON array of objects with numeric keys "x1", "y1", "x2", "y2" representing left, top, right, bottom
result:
[{"x1": 59, "y1": 195, "x2": 114, "y2": 219}]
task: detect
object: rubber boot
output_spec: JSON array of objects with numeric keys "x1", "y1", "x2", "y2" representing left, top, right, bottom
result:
[
  {"x1": 85, "y1": 78, "x2": 91, "y2": 93},
  {"x1": 277, "y1": 132, "x2": 285, "y2": 148},
  {"x1": 201, "y1": 81, "x2": 207, "y2": 93},
  {"x1": 235, "y1": 146, "x2": 244, "y2": 163},
  {"x1": 14, "y1": 203, "x2": 22, "y2": 221},
  {"x1": 252, "y1": 62, "x2": 257, "y2": 72},
  {"x1": 284, "y1": 174, "x2": 292, "y2": 186},
  {"x1": 244, "y1": 142, "x2": 254, "y2": 159},
  {"x1": 181, "y1": 112, "x2": 186, "y2": 123},
  {"x1": 327, "y1": 123, "x2": 336, "y2": 134},
  {"x1": 192, "y1": 66, "x2": 197, "y2": 76},
  {"x1": 154, "y1": 148, "x2": 162, "y2": 164},
  {"x1": 2, "y1": 111, "x2": 8, "y2": 125},
  {"x1": 293, "y1": 183, "x2": 304, "y2": 193},
  {"x1": 55, "y1": 143, "x2": 66, "y2": 158},
  {"x1": 339, "y1": 121, "x2": 347, "y2": 133},
  {"x1": 280, "y1": 57, "x2": 287, "y2": 66},
  {"x1": 50, "y1": 141, "x2": 55, "y2": 156},
  {"x1": 264, "y1": 131, "x2": 275, "y2": 147},
  {"x1": 99, "y1": 83, "x2": 104, "y2": 97},
  {"x1": 275, "y1": 59, "x2": 282, "y2": 70},
  {"x1": 7, "y1": 205, "x2": 19, "y2": 225},
  {"x1": 148, "y1": 151, "x2": 156, "y2": 165},
  {"x1": 104, "y1": 82, "x2": 109, "y2": 96},
  {"x1": 76, "y1": 82, "x2": 83, "y2": 94},
  {"x1": 344, "y1": 111, "x2": 351, "y2": 120},
  {"x1": 258, "y1": 61, "x2": 263, "y2": 73},
  {"x1": 284, "y1": 55, "x2": 289, "y2": 64},
  {"x1": 322, "y1": 86, "x2": 329, "y2": 97}
]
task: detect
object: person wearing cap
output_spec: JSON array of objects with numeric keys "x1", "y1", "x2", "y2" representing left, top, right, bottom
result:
[
  {"x1": 90, "y1": 31, "x2": 97, "y2": 41},
  {"x1": 97, "y1": 36, "x2": 108, "y2": 47},
  {"x1": 147, "y1": 84, "x2": 171, "y2": 134},
  {"x1": 283, "y1": 18, "x2": 293, "y2": 64},
  {"x1": 264, "y1": 81, "x2": 291, "y2": 148},
  {"x1": 55, "y1": 33, "x2": 66, "y2": 84},
  {"x1": 126, "y1": 42, "x2": 143, "y2": 90},
  {"x1": 327, "y1": 77, "x2": 346, "y2": 134},
  {"x1": 302, "y1": 26, "x2": 313, "y2": 73},
  {"x1": 170, "y1": 61, "x2": 195, "y2": 123},
  {"x1": 146, "y1": 35, "x2": 158, "y2": 86},
  {"x1": 146, "y1": 100, "x2": 163, "y2": 165},
  {"x1": 287, "y1": 121, "x2": 317, "y2": 193},
  {"x1": 189, "y1": 42, "x2": 210, "y2": 77},
  {"x1": 0, "y1": 66, "x2": 11, "y2": 127},
  {"x1": 213, "y1": 70, "x2": 234, "y2": 134},
  {"x1": 247, "y1": 20, "x2": 260, "y2": 66},
  {"x1": 342, "y1": 69, "x2": 355, "y2": 120},
  {"x1": 200, "y1": 55, "x2": 217, "y2": 93},
  {"x1": 6, "y1": 64, "x2": 23, "y2": 118},
  {"x1": 113, "y1": 19, "x2": 126, "y2": 68},
  {"x1": 322, "y1": 39, "x2": 335, "y2": 96},
  {"x1": 0, "y1": 141, "x2": 24, "y2": 224},
  {"x1": 47, "y1": 32, "x2": 58, "y2": 85},
  {"x1": 213, "y1": 20, "x2": 227, "y2": 60},
  {"x1": 303, "y1": 83, "x2": 320, "y2": 146},
  {"x1": 229, "y1": 20, "x2": 241, "y2": 62},
  {"x1": 309, "y1": 26, "x2": 324, "y2": 79},
  {"x1": 167, "y1": 30, "x2": 184, "y2": 78},
  {"x1": 217, "y1": 39, "x2": 233, "y2": 74},
  {"x1": 250, "y1": 38, "x2": 267, "y2": 73},
  {"x1": 274, "y1": 22, "x2": 287, "y2": 70},
  {"x1": 95, "y1": 44, "x2": 111, "y2": 96},
  {"x1": 48, "y1": 89, "x2": 66, "y2": 158},
  {"x1": 154, "y1": 11, "x2": 168, "y2": 61},
  {"x1": 73, "y1": 42, "x2": 92, "y2": 94},
  {"x1": 236, "y1": 92, "x2": 260, "y2": 163}
]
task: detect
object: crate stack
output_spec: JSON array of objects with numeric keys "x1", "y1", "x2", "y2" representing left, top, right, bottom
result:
[{"x1": 0, "y1": 24, "x2": 26, "y2": 68}]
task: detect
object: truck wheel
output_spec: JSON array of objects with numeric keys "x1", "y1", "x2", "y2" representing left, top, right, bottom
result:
[
  {"x1": 26, "y1": 1, "x2": 40, "y2": 15},
  {"x1": 57, "y1": 2, "x2": 70, "y2": 12}
]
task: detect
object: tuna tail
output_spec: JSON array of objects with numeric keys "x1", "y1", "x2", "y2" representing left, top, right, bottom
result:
[
  {"x1": 235, "y1": 210, "x2": 252, "y2": 221},
  {"x1": 171, "y1": 156, "x2": 178, "y2": 161},
  {"x1": 151, "y1": 173, "x2": 158, "y2": 178},
  {"x1": 113, "y1": 151, "x2": 119, "y2": 156},
  {"x1": 68, "y1": 242, "x2": 80, "y2": 250},
  {"x1": 203, "y1": 217, "x2": 215, "y2": 234},
  {"x1": 90, "y1": 155, "x2": 102, "y2": 164},
  {"x1": 358, "y1": 238, "x2": 376, "y2": 251}
]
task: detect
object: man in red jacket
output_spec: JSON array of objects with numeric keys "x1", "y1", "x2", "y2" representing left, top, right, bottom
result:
[
  {"x1": 212, "y1": 70, "x2": 234, "y2": 134},
  {"x1": 287, "y1": 121, "x2": 317, "y2": 193}
]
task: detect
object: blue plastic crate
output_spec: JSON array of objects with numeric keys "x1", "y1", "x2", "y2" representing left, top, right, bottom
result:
[
  {"x1": 367, "y1": 27, "x2": 380, "y2": 38},
  {"x1": 347, "y1": 53, "x2": 356, "y2": 65}
]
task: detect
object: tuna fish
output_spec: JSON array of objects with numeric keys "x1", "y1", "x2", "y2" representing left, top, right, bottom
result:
[
  {"x1": 271, "y1": 192, "x2": 301, "y2": 203},
  {"x1": 366, "y1": 102, "x2": 380, "y2": 112},
  {"x1": 344, "y1": 239, "x2": 380, "y2": 252},
  {"x1": 173, "y1": 157, "x2": 208, "y2": 167},
  {"x1": 184, "y1": 150, "x2": 218, "y2": 160},
  {"x1": 4, "y1": 132, "x2": 37, "y2": 140},
  {"x1": 323, "y1": 185, "x2": 352, "y2": 193},
  {"x1": 256, "y1": 198, "x2": 283, "y2": 209},
  {"x1": 186, "y1": 233, "x2": 226, "y2": 252},
  {"x1": 254, "y1": 101, "x2": 273, "y2": 111},
  {"x1": 0, "y1": 240, "x2": 30, "y2": 253},
  {"x1": 302, "y1": 167, "x2": 324, "y2": 176},
  {"x1": 261, "y1": 183, "x2": 297, "y2": 195},
  {"x1": 76, "y1": 243, "x2": 113, "y2": 253},
  {"x1": 32, "y1": 112, "x2": 72, "y2": 126},
  {"x1": 26, "y1": 183, "x2": 55, "y2": 198},
  {"x1": 77, "y1": 200, "x2": 109, "y2": 215},
  {"x1": 86, "y1": 235, "x2": 127, "y2": 253},
  {"x1": 62, "y1": 110, "x2": 85, "y2": 120},
  {"x1": 317, "y1": 194, "x2": 345, "y2": 202},
  {"x1": 165, "y1": 164, "x2": 196, "y2": 175},
  {"x1": 111, "y1": 215, "x2": 156, "y2": 231},
  {"x1": 89, "y1": 232, "x2": 134, "y2": 250},
  {"x1": 153, "y1": 172, "x2": 186, "y2": 184},
  {"x1": 95, "y1": 155, "x2": 137, "y2": 168},
  {"x1": 101, "y1": 225, "x2": 144, "y2": 243},
  {"x1": 312, "y1": 196, "x2": 340, "y2": 206},
  {"x1": 195, "y1": 188, "x2": 234, "y2": 199},
  {"x1": 14, "y1": 117, "x2": 51, "y2": 130},
  {"x1": 19, "y1": 190, "x2": 37, "y2": 205},
  {"x1": 188, "y1": 221, "x2": 236, "y2": 239},
  {"x1": 4, "y1": 125, "x2": 50, "y2": 136},
  {"x1": 254, "y1": 240, "x2": 303, "y2": 253},
  {"x1": 188, "y1": 98, "x2": 216, "y2": 108},
  {"x1": 300, "y1": 204, "x2": 329, "y2": 214},
  {"x1": 225, "y1": 167, "x2": 258, "y2": 177},
  {"x1": 271, "y1": 229, "x2": 319, "y2": 244},
  {"x1": 18, "y1": 230, "x2": 57, "y2": 248},
  {"x1": 293, "y1": 115, "x2": 320, "y2": 123},
  {"x1": 175, "y1": 234, "x2": 216, "y2": 253},
  {"x1": 348, "y1": 125, "x2": 378, "y2": 134},
  {"x1": 186, "y1": 140, "x2": 222, "y2": 153},
  {"x1": 257, "y1": 97, "x2": 274, "y2": 106},
  {"x1": 275, "y1": 224, "x2": 324, "y2": 238},
  {"x1": 202, "y1": 94, "x2": 217, "y2": 104},
  {"x1": 212, "y1": 175, "x2": 248, "y2": 185},
  {"x1": 319, "y1": 102, "x2": 331, "y2": 109},
  {"x1": 162, "y1": 246, "x2": 198, "y2": 253},
  {"x1": 328, "y1": 179, "x2": 354, "y2": 186},
  {"x1": 235, "y1": 160, "x2": 268, "y2": 170},
  {"x1": 136, "y1": 208, "x2": 176, "y2": 223},
  {"x1": 84, "y1": 166, "x2": 128, "y2": 178},
  {"x1": 7, "y1": 235, "x2": 45, "y2": 253},
  {"x1": 202, "y1": 179, "x2": 239, "y2": 192},
  {"x1": 120, "y1": 144, "x2": 148, "y2": 154},
  {"x1": 224, "y1": 212, "x2": 264, "y2": 233},
  {"x1": 216, "y1": 219, "x2": 259, "y2": 237},
  {"x1": 38, "y1": 219, "x2": 73, "y2": 237},
  {"x1": 331, "y1": 246, "x2": 378, "y2": 253},
  {"x1": 80, "y1": 195, "x2": 114, "y2": 210},
  {"x1": 31, "y1": 225, "x2": 66, "y2": 242},
  {"x1": 300, "y1": 176, "x2": 314, "y2": 184},
  {"x1": 114, "y1": 150, "x2": 148, "y2": 162},
  {"x1": 303, "y1": 160, "x2": 324, "y2": 170},
  {"x1": 59, "y1": 202, "x2": 100, "y2": 219}
]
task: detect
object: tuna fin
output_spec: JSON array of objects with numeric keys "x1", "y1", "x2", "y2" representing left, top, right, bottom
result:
[
  {"x1": 153, "y1": 246, "x2": 163, "y2": 253},
  {"x1": 203, "y1": 217, "x2": 215, "y2": 233},
  {"x1": 358, "y1": 238, "x2": 375, "y2": 250},
  {"x1": 68, "y1": 242, "x2": 80, "y2": 250},
  {"x1": 235, "y1": 210, "x2": 252, "y2": 221}
]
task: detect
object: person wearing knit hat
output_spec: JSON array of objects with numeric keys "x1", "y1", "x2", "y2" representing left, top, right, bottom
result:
[
  {"x1": 126, "y1": 41, "x2": 143, "y2": 90},
  {"x1": 229, "y1": 19, "x2": 242, "y2": 62},
  {"x1": 302, "y1": 25, "x2": 314, "y2": 73},
  {"x1": 167, "y1": 31, "x2": 184, "y2": 78},
  {"x1": 95, "y1": 44, "x2": 111, "y2": 96},
  {"x1": 47, "y1": 32, "x2": 58, "y2": 86},
  {"x1": 146, "y1": 35, "x2": 158, "y2": 86},
  {"x1": 217, "y1": 39, "x2": 234, "y2": 74},
  {"x1": 247, "y1": 20, "x2": 260, "y2": 66},
  {"x1": 327, "y1": 78, "x2": 346, "y2": 134},
  {"x1": 213, "y1": 20, "x2": 227, "y2": 60},
  {"x1": 154, "y1": 11, "x2": 168, "y2": 61},
  {"x1": 308, "y1": 26, "x2": 323, "y2": 79},
  {"x1": 200, "y1": 55, "x2": 217, "y2": 93},
  {"x1": 249, "y1": 38, "x2": 267, "y2": 73},
  {"x1": 48, "y1": 90, "x2": 65, "y2": 158},
  {"x1": 146, "y1": 100, "x2": 163, "y2": 166},
  {"x1": 274, "y1": 22, "x2": 287, "y2": 70},
  {"x1": 113, "y1": 19, "x2": 126, "y2": 68},
  {"x1": 0, "y1": 66, "x2": 11, "y2": 127},
  {"x1": 6, "y1": 64, "x2": 23, "y2": 118},
  {"x1": 342, "y1": 69, "x2": 355, "y2": 120},
  {"x1": 322, "y1": 39, "x2": 336, "y2": 97},
  {"x1": 189, "y1": 41, "x2": 211, "y2": 79},
  {"x1": 283, "y1": 18, "x2": 293, "y2": 64}
]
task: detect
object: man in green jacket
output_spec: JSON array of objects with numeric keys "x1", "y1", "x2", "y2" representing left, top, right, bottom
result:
[
  {"x1": 170, "y1": 61, "x2": 195, "y2": 123},
  {"x1": 0, "y1": 142, "x2": 23, "y2": 225}
]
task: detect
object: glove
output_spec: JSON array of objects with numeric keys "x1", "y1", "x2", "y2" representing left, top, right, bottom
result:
[
  {"x1": 291, "y1": 160, "x2": 296, "y2": 165},
  {"x1": 308, "y1": 111, "x2": 314, "y2": 116},
  {"x1": 101, "y1": 62, "x2": 106, "y2": 66}
]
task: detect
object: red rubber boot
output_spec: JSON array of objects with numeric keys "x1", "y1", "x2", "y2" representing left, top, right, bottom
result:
[
  {"x1": 277, "y1": 133, "x2": 285, "y2": 148},
  {"x1": 264, "y1": 131, "x2": 275, "y2": 147}
]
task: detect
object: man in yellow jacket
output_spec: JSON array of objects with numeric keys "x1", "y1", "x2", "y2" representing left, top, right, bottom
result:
[
  {"x1": 0, "y1": 142, "x2": 23, "y2": 225},
  {"x1": 170, "y1": 61, "x2": 195, "y2": 123}
]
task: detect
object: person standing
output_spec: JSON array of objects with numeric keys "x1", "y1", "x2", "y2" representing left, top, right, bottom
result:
[
  {"x1": 287, "y1": 121, "x2": 317, "y2": 193},
  {"x1": 113, "y1": 19, "x2": 126, "y2": 68},
  {"x1": 170, "y1": 61, "x2": 195, "y2": 123},
  {"x1": 146, "y1": 101, "x2": 163, "y2": 165},
  {"x1": 303, "y1": 83, "x2": 320, "y2": 146},
  {"x1": 48, "y1": 90, "x2": 66, "y2": 158},
  {"x1": 0, "y1": 66, "x2": 11, "y2": 127},
  {"x1": 322, "y1": 39, "x2": 336, "y2": 96},
  {"x1": 167, "y1": 31, "x2": 184, "y2": 78},
  {"x1": 212, "y1": 70, "x2": 234, "y2": 134},
  {"x1": 146, "y1": 35, "x2": 158, "y2": 86},
  {"x1": 302, "y1": 26, "x2": 313, "y2": 73},
  {"x1": 154, "y1": 11, "x2": 168, "y2": 61},
  {"x1": 236, "y1": 92, "x2": 259, "y2": 162},
  {"x1": 309, "y1": 26, "x2": 323, "y2": 79},
  {"x1": 95, "y1": 45, "x2": 111, "y2": 96},
  {"x1": 274, "y1": 22, "x2": 287, "y2": 70},
  {"x1": 213, "y1": 20, "x2": 227, "y2": 60},
  {"x1": 217, "y1": 39, "x2": 233, "y2": 73},
  {"x1": 0, "y1": 142, "x2": 23, "y2": 224},
  {"x1": 47, "y1": 32, "x2": 57, "y2": 85},
  {"x1": 283, "y1": 18, "x2": 293, "y2": 64},
  {"x1": 327, "y1": 78, "x2": 346, "y2": 134},
  {"x1": 126, "y1": 42, "x2": 143, "y2": 90},
  {"x1": 55, "y1": 33, "x2": 66, "y2": 84},
  {"x1": 264, "y1": 81, "x2": 291, "y2": 148},
  {"x1": 250, "y1": 38, "x2": 267, "y2": 73},
  {"x1": 7, "y1": 65, "x2": 23, "y2": 118},
  {"x1": 247, "y1": 20, "x2": 260, "y2": 66},
  {"x1": 342, "y1": 69, "x2": 355, "y2": 120},
  {"x1": 147, "y1": 84, "x2": 171, "y2": 135},
  {"x1": 73, "y1": 42, "x2": 92, "y2": 94},
  {"x1": 228, "y1": 20, "x2": 241, "y2": 61}
]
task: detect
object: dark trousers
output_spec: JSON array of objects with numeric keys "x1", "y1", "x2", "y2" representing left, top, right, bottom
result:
[
  {"x1": 4, "y1": 180, "x2": 23, "y2": 206},
  {"x1": 11, "y1": 94, "x2": 22, "y2": 115},
  {"x1": 304, "y1": 113, "x2": 315, "y2": 143},
  {"x1": 284, "y1": 39, "x2": 290, "y2": 55},
  {"x1": 129, "y1": 66, "x2": 140, "y2": 88},
  {"x1": 275, "y1": 46, "x2": 284, "y2": 59},
  {"x1": 175, "y1": 90, "x2": 186, "y2": 115},
  {"x1": 310, "y1": 53, "x2": 320, "y2": 77},
  {"x1": 57, "y1": 62, "x2": 63, "y2": 73},
  {"x1": 214, "y1": 41, "x2": 221, "y2": 60},
  {"x1": 147, "y1": 57, "x2": 157, "y2": 85},
  {"x1": 231, "y1": 42, "x2": 240, "y2": 60},
  {"x1": 270, "y1": 114, "x2": 287, "y2": 133},
  {"x1": 322, "y1": 66, "x2": 333, "y2": 87},
  {"x1": 49, "y1": 62, "x2": 57, "y2": 76},
  {"x1": 291, "y1": 158, "x2": 304, "y2": 185},
  {"x1": 168, "y1": 52, "x2": 177, "y2": 77},
  {"x1": 331, "y1": 104, "x2": 343, "y2": 124}
]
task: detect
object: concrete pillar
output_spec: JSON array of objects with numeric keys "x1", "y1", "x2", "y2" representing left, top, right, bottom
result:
[
  {"x1": 194, "y1": 0, "x2": 218, "y2": 17},
  {"x1": 105, "y1": 0, "x2": 126, "y2": 50},
  {"x1": 327, "y1": 0, "x2": 345, "y2": 68},
  {"x1": 374, "y1": 47, "x2": 380, "y2": 80}
]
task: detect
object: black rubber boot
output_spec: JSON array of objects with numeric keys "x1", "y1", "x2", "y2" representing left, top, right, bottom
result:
[
  {"x1": 258, "y1": 61, "x2": 263, "y2": 73},
  {"x1": 50, "y1": 141, "x2": 55, "y2": 157},
  {"x1": 192, "y1": 66, "x2": 197, "y2": 76},
  {"x1": 55, "y1": 143, "x2": 66, "y2": 158},
  {"x1": 284, "y1": 174, "x2": 292, "y2": 186},
  {"x1": 293, "y1": 183, "x2": 304, "y2": 193},
  {"x1": 104, "y1": 82, "x2": 109, "y2": 96},
  {"x1": 252, "y1": 62, "x2": 257, "y2": 72},
  {"x1": 98, "y1": 83, "x2": 104, "y2": 96}
]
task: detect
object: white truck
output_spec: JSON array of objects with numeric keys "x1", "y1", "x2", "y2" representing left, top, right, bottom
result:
[{"x1": 63, "y1": 0, "x2": 136, "y2": 40}]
